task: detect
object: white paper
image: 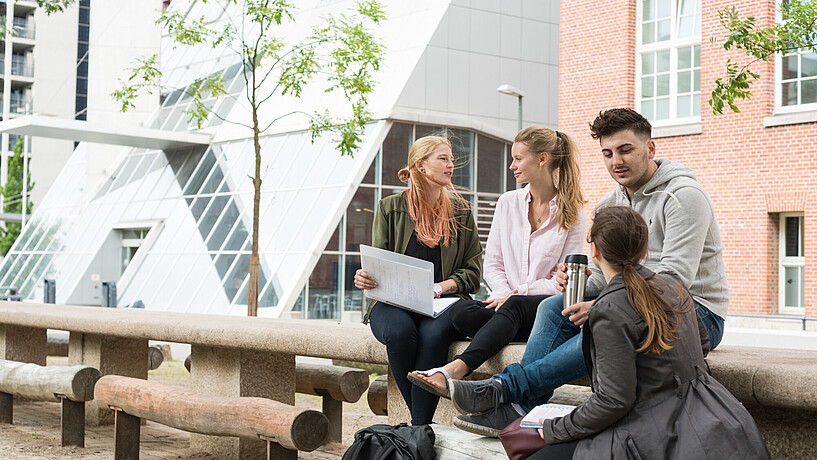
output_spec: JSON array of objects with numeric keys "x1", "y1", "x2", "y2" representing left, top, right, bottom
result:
[{"x1": 520, "y1": 403, "x2": 575, "y2": 428}]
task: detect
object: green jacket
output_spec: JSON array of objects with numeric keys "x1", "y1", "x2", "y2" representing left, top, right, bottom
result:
[{"x1": 362, "y1": 191, "x2": 483, "y2": 324}]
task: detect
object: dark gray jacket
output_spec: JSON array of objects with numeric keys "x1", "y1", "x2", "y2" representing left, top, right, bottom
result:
[{"x1": 542, "y1": 267, "x2": 769, "y2": 459}]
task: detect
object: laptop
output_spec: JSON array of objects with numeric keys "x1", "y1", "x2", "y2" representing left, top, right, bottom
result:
[{"x1": 360, "y1": 245, "x2": 459, "y2": 318}]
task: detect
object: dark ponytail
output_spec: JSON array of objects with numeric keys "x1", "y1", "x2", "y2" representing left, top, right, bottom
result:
[{"x1": 589, "y1": 206, "x2": 690, "y2": 354}]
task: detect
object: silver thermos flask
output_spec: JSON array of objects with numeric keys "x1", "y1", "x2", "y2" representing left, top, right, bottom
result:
[{"x1": 563, "y1": 254, "x2": 588, "y2": 310}]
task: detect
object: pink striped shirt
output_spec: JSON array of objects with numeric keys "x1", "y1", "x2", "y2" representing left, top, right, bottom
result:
[{"x1": 484, "y1": 187, "x2": 587, "y2": 298}]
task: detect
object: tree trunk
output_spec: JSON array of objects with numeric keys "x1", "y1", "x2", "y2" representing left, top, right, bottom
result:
[{"x1": 247, "y1": 96, "x2": 262, "y2": 316}]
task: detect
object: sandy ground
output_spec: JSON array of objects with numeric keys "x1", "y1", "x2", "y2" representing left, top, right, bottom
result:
[{"x1": 0, "y1": 357, "x2": 387, "y2": 459}]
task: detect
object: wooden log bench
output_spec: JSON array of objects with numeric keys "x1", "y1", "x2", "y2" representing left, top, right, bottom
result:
[
  {"x1": 183, "y1": 357, "x2": 368, "y2": 444},
  {"x1": 0, "y1": 359, "x2": 100, "y2": 447},
  {"x1": 94, "y1": 375, "x2": 329, "y2": 460},
  {"x1": 367, "y1": 375, "x2": 388, "y2": 416}
]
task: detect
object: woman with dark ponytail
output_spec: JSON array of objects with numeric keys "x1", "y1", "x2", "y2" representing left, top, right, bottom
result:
[
  {"x1": 523, "y1": 206, "x2": 769, "y2": 459},
  {"x1": 409, "y1": 127, "x2": 587, "y2": 399},
  {"x1": 354, "y1": 135, "x2": 482, "y2": 425}
]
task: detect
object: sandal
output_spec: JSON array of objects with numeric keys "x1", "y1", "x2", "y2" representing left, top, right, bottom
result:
[{"x1": 407, "y1": 367, "x2": 452, "y2": 399}]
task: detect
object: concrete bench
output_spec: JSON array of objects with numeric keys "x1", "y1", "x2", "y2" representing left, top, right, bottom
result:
[
  {"x1": 94, "y1": 375, "x2": 329, "y2": 460},
  {"x1": 2, "y1": 301, "x2": 816, "y2": 458},
  {"x1": 0, "y1": 359, "x2": 100, "y2": 447}
]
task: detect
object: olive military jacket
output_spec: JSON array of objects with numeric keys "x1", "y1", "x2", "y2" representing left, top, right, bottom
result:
[{"x1": 362, "y1": 192, "x2": 483, "y2": 324}]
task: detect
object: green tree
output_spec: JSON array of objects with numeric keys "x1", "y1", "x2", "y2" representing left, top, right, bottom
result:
[
  {"x1": 113, "y1": 0, "x2": 385, "y2": 316},
  {"x1": 709, "y1": 0, "x2": 817, "y2": 114},
  {"x1": 0, "y1": 137, "x2": 35, "y2": 256}
]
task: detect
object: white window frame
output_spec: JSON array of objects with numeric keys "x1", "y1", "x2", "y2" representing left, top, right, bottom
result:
[
  {"x1": 778, "y1": 212, "x2": 805, "y2": 313},
  {"x1": 774, "y1": 1, "x2": 817, "y2": 114},
  {"x1": 635, "y1": 0, "x2": 702, "y2": 126}
]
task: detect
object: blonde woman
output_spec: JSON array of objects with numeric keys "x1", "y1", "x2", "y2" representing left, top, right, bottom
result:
[
  {"x1": 409, "y1": 127, "x2": 586, "y2": 399},
  {"x1": 354, "y1": 135, "x2": 482, "y2": 425}
]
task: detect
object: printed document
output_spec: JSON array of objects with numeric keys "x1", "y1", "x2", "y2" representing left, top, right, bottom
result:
[
  {"x1": 520, "y1": 403, "x2": 576, "y2": 428},
  {"x1": 360, "y1": 245, "x2": 458, "y2": 317}
]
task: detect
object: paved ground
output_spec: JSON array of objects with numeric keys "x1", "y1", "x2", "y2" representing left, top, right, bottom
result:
[{"x1": 0, "y1": 357, "x2": 387, "y2": 459}]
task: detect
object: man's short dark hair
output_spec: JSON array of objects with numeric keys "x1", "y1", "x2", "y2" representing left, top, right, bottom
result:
[{"x1": 589, "y1": 108, "x2": 652, "y2": 140}]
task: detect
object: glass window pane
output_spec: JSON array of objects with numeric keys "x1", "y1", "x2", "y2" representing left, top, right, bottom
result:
[
  {"x1": 784, "y1": 266, "x2": 801, "y2": 307},
  {"x1": 693, "y1": 69, "x2": 700, "y2": 91},
  {"x1": 677, "y1": 70, "x2": 691, "y2": 93},
  {"x1": 183, "y1": 149, "x2": 217, "y2": 195},
  {"x1": 207, "y1": 197, "x2": 240, "y2": 251},
  {"x1": 170, "y1": 148, "x2": 205, "y2": 190},
  {"x1": 308, "y1": 254, "x2": 340, "y2": 320},
  {"x1": 657, "y1": 0, "x2": 670, "y2": 17},
  {"x1": 477, "y1": 135, "x2": 503, "y2": 194},
  {"x1": 641, "y1": 99, "x2": 655, "y2": 121},
  {"x1": 657, "y1": 74, "x2": 670, "y2": 96},
  {"x1": 657, "y1": 19, "x2": 670, "y2": 41},
  {"x1": 362, "y1": 151, "x2": 378, "y2": 184},
  {"x1": 451, "y1": 129, "x2": 475, "y2": 191},
  {"x1": 785, "y1": 216, "x2": 801, "y2": 257},
  {"x1": 680, "y1": 0, "x2": 695, "y2": 15},
  {"x1": 346, "y1": 188, "x2": 375, "y2": 252},
  {"x1": 678, "y1": 47, "x2": 692, "y2": 69},
  {"x1": 382, "y1": 123, "x2": 412, "y2": 186},
  {"x1": 656, "y1": 97, "x2": 670, "y2": 120},
  {"x1": 642, "y1": 76, "x2": 655, "y2": 97},
  {"x1": 693, "y1": 93, "x2": 700, "y2": 116},
  {"x1": 678, "y1": 17, "x2": 693, "y2": 38},
  {"x1": 344, "y1": 255, "x2": 364, "y2": 312},
  {"x1": 694, "y1": 45, "x2": 701, "y2": 66},
  {"x1": 802, "y1": 52, "x2": 817, "y2": 78},
  {"x1": 214, "y1": 253, "x2": 236, "y2": 279},
  {"x1": 199, "y1": 165, "x2": 225, "y2": 195},
  {"x1": 657, "y1": 50, "x2": 670, "y2": 72},
  {"x1": 677, "y1": 95, "x2": 691, "y2": 118},
  {"x1": 642, "y1": 22, "x2": 655, "y2": 44},
  {"x1": 782, "y1": 81, "x2": 798, "y2": 106},
  {"x1": 505, "y1": 145, "x2": 516, "y2": 192},
  {"x1": 199, "y1": 195, "x2": 230, "y2": 242},
  {"x1": 643, "y1": 0, "x2": 654, "y2": 20},
  {"x1": 223, "y1": 253, "x2": 250, "y2": 303},
  {"x1": 783, "y1": 55, "x2": 799, "y2": 80},
  {"x1": 642, "y1": 52, "x2": 655, "y2": 74},
  {"x1": 802, "y1": 79, "x2": 817, "y2": 104},
  {"x1": 325, "y1": 222, "x2": 341, "y2": 251}
]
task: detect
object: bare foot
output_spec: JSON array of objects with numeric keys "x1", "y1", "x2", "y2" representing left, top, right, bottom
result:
[
  {"x1": 410, "y1": 370, "x2": 449, "y2": 395},
  {"x1": 409, "y1": 360, "x2": 470, "y2": 397}
]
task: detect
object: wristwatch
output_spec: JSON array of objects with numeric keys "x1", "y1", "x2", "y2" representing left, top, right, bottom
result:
[{"x1": 433, "y1": 284, "x2": 443, "y2": 298}]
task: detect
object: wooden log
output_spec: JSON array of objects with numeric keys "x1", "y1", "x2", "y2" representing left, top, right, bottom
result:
[
  {"x1": 295, "y1": 363, "x2": 369, "y2": 403},
  {"x1": 367, "y1": 375, "x2": 388, "y2": 416},
  {"x1": 94, "y1": 375, "x2": 329, "y2": 452},
  {"x1": 148, "y1": 345, "x2": 164, "y2": 371},
  {"x1": 0, "y1": 360, "x2": 100, "y2": 402}
]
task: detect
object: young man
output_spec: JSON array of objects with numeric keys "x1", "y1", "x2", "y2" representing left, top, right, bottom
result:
[{"x1": 449, "y1": 108, "x2": 729, "y2": 437}]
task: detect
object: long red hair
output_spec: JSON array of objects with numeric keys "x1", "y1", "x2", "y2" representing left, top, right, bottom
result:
[{"x1": 397, "y1": 135, "x2": 466, "y2": 247}]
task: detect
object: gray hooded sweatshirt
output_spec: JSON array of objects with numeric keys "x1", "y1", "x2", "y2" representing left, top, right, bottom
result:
[{"x1": 586, "y1": 159, "x2": 729, "y2": 318}]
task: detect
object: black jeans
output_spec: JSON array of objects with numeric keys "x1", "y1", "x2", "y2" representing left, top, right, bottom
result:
[
  {"x1": 449, "y1": 295, "x2": 548, "y2": 373},
  {"x1": 368, "y1": 300, "x2": 466, "y2": 425}
]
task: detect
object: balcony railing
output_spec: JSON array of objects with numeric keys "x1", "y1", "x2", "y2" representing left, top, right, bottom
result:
[
  {"x1": 13, "y1": 17, "x2": 35, "y2": 40},
  {"x1": 0, "y1": 54, "x2": 34, "y2": 77},
  {"x1": 0, "y1": 92, "x2": 33, "y2": 114}
]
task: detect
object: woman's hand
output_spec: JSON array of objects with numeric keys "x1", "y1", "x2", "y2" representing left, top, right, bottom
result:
[
  {"x1": 354, "y1": 269, "x2": 378, "y2": 290},
  {"x1": 563, "y1": 300, "x2": 593, "y2": 328},
  {"x1": 554, "y1": 264, "x2": 592, "y2": 293},
  {"x1": 483, "y1": 293, "x2": 513, "y2": 310}
]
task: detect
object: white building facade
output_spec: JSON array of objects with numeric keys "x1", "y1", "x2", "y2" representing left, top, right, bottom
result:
[{"x1": 0, "y1": 0, "x2": 561, "y2": 321}]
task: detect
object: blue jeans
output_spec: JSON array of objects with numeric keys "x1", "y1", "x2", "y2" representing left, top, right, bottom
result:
[{"x1": 496, "y1": 294, "x2": 725, "y2": 412}]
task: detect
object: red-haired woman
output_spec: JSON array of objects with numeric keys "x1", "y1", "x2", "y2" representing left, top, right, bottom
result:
[{"x1": 354, "y1": 135, "x2": 482, "y2": 425}]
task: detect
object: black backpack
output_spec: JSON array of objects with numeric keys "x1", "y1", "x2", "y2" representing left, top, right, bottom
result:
[{"x1": 342, "y1": 423, "x2": 436, "y2": 460}]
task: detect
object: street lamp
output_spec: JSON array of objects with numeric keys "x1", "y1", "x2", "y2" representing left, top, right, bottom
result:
[{"x1": 497, "y1": 84, "x2": 524, "y2": 131}]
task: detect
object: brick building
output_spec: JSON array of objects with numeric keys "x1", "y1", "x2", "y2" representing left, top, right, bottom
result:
[{"x1": 558, "y1": 0, "x2": 815, "y2": 319}]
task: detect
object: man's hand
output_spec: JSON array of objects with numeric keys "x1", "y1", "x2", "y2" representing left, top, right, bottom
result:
[
  {"x1": 483, "y1": 293, "x2": 513, "y2": 310},
  {"x1": 354, "y1": 269, "x2": 378, "y2": 290},
  {"x1": 562, "y1": 300, "x2": 593, "y2": 328}
]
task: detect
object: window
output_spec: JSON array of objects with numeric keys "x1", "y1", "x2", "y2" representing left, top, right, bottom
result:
[
  {"x1": 779, "y1": 213, "x2": 805, "y2": 312},
  {"x1": 636, "y1": 0, "x2": 701, "y2": 124},
  {"x1": 775, "y1": 1, "x2": 817, "y2": 112}
]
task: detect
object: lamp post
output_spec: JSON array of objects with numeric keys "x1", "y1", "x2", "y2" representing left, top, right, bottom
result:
[{"x1": 497, "y1": 84, "x2": 525, "y2": 131}]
